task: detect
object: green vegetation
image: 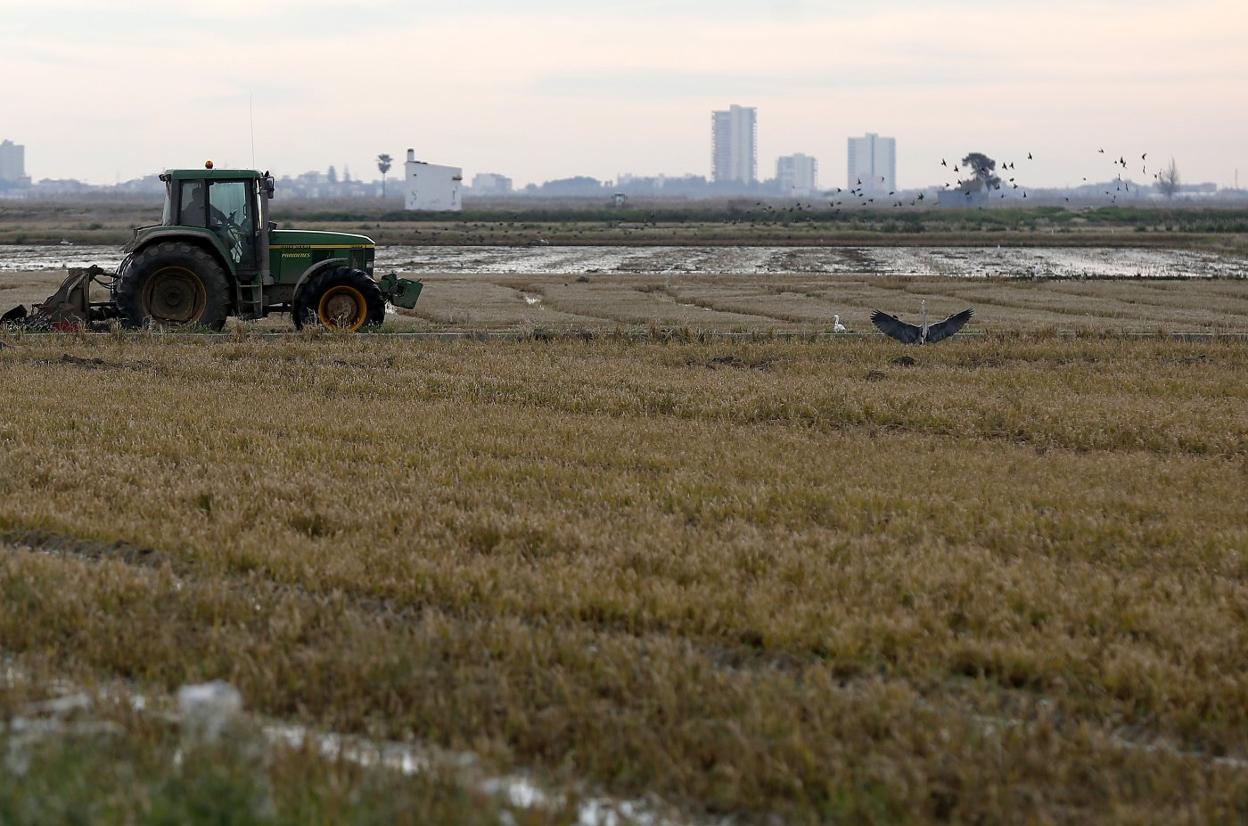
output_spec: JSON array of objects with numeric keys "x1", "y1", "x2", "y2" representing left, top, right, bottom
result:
[
  {"x1": 2, "y1": 332, "x2": 1247, "y2": 823},
  {"x1": 2, "y1": 200, "x2": 1246, "y2": 251}
]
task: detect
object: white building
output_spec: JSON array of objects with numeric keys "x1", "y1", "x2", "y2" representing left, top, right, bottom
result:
[
  {"x1": 404, "y1": 149, "x2": 462, "y2": 211},
  {"x1": 848, "y1": 133, "x2": 896, "y2": 193},
  {"x1": 0, "y1": 139, "x2": 28, "y2": 185},
  {"x1": 711, "y1": 105, "x2": 757, "y2": 185},
  {"x1": 471, "y1": 172, "x2": 513, "y2": 195},
  {"x1": 776, "y1": 153, "x2": 818, "y2": 196}
]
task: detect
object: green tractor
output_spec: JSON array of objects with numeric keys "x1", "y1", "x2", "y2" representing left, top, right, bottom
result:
[{"x1": 4, "y1": 163, "x2": 422, "y2": 332}]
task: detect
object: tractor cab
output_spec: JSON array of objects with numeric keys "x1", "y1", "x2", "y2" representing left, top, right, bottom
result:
[{"x1": 157, "y1": 166, "x2": 275, "y2": 286}]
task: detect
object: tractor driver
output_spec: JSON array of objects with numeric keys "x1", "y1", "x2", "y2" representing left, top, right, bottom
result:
[
  {"x1": 180, "y1": 181, "x2": 207, "y2": 226},
  {"x1": 178, "y1": 181, "x2": 229, "y2": 227}
]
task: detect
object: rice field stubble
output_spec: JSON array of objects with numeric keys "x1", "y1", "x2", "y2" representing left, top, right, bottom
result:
[
  {"x1": 6, "y1": 269, "x2": 1248, "y2": 336},
  {"x1": 1, "y1": 333, "x2": 1247, "y2": 823}
]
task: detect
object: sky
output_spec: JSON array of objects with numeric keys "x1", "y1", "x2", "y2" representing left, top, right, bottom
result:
[{"x1": 1, "y1": 0, "x2": 1246, "y2": 190}]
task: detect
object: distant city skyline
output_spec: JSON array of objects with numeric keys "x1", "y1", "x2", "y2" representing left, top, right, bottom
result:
[{"x1": 1, "y1": 1, "x2": 1245, "y2": 188}]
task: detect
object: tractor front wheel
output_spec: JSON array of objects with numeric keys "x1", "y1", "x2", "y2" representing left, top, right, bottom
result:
[
  {"x1": 293, "y1": 267, "x2": 385, "y2": 333},
  {"x1": 114, "y1": 242, "x2": 230, "y2": 330}
]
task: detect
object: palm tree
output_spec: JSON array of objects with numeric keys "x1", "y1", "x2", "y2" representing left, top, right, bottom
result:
[{"x1": 376, "y1": 153, "x2": 393, "y2": 197}]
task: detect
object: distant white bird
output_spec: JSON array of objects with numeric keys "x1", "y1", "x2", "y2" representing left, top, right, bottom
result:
[
  {"x1": 833, "y1": 314, "x2": 847, "y2": 333},
  {"x1": 871, "y1": 300, "x2": 973, "y2": 345}
]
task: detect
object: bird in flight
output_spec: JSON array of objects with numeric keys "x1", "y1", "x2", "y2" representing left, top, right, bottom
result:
[
  {"x1": 941, "y1": 159, "x2": 948, "y2": 167},
  {"x1": 1028, "y1": 152, "x2": 1033, "y2": 160},
  {"x1": 870, "y1": 301, "x2": 974, "y2": 345}
]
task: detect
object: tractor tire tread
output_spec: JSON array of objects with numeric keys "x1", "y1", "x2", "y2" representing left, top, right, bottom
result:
[
  {"x1": 293, "y1": 266, "x2": 385, "y2": 331},
  {"x1": 114, "y1": 241, "x2": 230, "y2": 330}
]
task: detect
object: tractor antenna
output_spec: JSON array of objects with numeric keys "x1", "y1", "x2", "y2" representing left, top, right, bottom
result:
[{"x1": 249, "y1": 91, "x2": 256, "y2": 168}]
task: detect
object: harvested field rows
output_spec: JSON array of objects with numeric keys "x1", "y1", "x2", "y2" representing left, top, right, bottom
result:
[
  {"x1": 404, "y1": 273, "x2": 1248, "y2": 333},
  {"x1": 2, "y1": 334, "x2": 1247, "y2": 823}
]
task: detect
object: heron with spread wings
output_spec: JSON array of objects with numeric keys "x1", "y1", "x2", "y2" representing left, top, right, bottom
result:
[{"x1": 871, "y1": 300, "x2": 974, "y2": 344}]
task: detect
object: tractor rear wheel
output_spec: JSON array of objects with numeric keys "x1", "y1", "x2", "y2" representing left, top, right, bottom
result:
[
  {"x1": 115, "y1": 242, "x2": 230, "y2": 330},
  {"x1": 293, "y1": 266, "x2": 385, "y2": 333}
]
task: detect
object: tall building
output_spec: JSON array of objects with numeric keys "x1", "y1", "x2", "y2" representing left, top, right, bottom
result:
[
  {"x1": 0, "y1": 139, "x2": 27, "y2": 185},
  {"x1": 847, "y1": 133, "x2": 896, "y2": 193},
  {"x1": 711, "y1": 105, "x2": 757, "y2": 185},
  {"x1": 471, "y1": 172, "x2": 513, "y2": 195},
  {"x1": 404, "y1": 149, "x2": 463, "y2": 211},
  {"x1": 776, "y1": 153, "x2": 818, "y2": 196}
]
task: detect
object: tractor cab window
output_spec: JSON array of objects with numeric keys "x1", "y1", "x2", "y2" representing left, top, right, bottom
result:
[
  {"x1": 179, "y1": 181, "x2": 207, "y2": 227},
  {"x1": 161, "y1": 180, "x2": 174, "y2": 225},
  {"x1": 208, "y1": 180, "x2": 256, "y2": 268}
]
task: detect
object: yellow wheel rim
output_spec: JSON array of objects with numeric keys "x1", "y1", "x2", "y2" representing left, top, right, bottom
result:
[{"x1": 317, "y1": 285, "x2": 368, "y2": 332}]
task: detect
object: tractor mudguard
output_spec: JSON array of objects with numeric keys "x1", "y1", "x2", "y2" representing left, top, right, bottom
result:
[{"x1": 377, "y1": 272, "x2": 423, "y2": 310}]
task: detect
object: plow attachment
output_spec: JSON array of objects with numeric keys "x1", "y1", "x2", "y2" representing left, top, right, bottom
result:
[{"x1": 3, "y1": 266, "x2": 121, "y2": 331}]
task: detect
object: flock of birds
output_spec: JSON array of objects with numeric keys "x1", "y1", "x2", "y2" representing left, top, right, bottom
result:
[
  {"x1": 821, "y1": 145, "x2": 1162, "y2": 340},
  {"x1": 817, "y1": 145, "x2": 1159, "y2": 212}
]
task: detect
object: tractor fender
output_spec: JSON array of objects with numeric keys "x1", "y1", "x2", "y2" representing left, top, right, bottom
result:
[
  {"x1": 129, "y1": 229, "x2": 233, "y2": 279},
  {"x1": 291, "y1": 257, "x2": 356, "y2": 304}
]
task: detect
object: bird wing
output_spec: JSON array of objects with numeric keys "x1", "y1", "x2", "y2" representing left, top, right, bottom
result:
[
  {"x1": 925, "y1": 308, "x2": 974, "y2": 344},
  {"x1": 870, "y1": 310, "x2": 922, "y2": 344}
]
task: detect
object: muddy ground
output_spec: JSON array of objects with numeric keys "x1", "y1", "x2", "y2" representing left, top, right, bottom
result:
[
  {"x1": 3, "y1": 243, "x2": 1246, "y2": 278},
  {"x1": 3, "y1": 245, "x2": 1248, "y2": 334}
]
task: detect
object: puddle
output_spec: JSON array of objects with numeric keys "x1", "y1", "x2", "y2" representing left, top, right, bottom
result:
[
  {"x1": 372, "y1": 245, "x2": 1246, "y2": 278},
  {"x1": 2, "y1": 244, "x2": 1244, "y2": 278}
]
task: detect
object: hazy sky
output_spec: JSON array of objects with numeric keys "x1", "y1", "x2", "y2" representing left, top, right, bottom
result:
[{"x1": 2, "y1": 0, "x2": 1246, "y2": 189}]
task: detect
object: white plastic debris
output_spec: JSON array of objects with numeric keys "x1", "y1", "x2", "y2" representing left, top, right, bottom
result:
[{"x1": 176, "y1": 681, "x2": 243, "y2": 742}]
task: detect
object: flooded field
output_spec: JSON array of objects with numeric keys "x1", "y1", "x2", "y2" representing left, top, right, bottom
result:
[{"x1": 1, "y1": 243, "x2": 1244, "y2": 278}]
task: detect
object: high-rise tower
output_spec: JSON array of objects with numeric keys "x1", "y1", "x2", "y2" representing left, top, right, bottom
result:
[{"x1": 711, "y1": 105, "x2": 757, "y2": 185}]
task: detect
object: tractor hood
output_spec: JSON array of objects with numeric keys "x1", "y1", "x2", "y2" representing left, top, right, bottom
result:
[{"x1": 270, "y1": 229, "x2": 375, "y2": 249}]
